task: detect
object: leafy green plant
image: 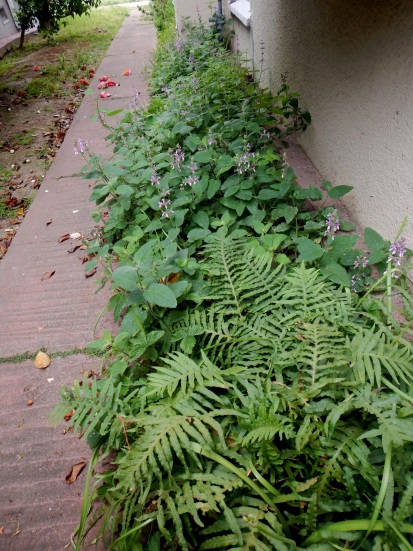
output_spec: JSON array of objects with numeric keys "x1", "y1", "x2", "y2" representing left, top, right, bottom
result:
[
  {"x1": 53, "y1": 16, "x2": 413, "y2": 551},
  {"x1": 54, "y1": 233, "x2": 413, "y2": 550}
]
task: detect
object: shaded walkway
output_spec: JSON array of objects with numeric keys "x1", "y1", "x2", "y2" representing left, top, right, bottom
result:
[{"x1": 0, "y1": 10, "x2": 156, "y2": 549}]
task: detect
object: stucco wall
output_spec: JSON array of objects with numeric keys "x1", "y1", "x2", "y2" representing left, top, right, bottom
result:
[
  {"x1": 172, "y1": 0, "x2": 213, "y2": 29},
  {"x1": 173, "y1": 0, "x2": 413, "y2": 243},
  {"x1": 250, "y1": 0, "x2": 413, "y2": 243}
]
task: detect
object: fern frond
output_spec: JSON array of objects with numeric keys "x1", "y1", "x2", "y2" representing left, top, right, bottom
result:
[
  {"x1": 144, "y1": 351, "x2": 223, "y2": 397},
  {"x1": 351, "y1": 327, "x2": 413, "y2": 387},
  {"x1": 277, "y1": 319, "x2": 350, "y2": 391},
  {"x1": 393, "y1": 477, "x2": 413, "y2": 524},
  {"x1": 200, "y1": 503, "x2": 292, "y2": 551}
]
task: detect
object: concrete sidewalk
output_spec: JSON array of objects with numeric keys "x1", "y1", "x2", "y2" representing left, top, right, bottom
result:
[{"x1": 0, "y1": 10, "x2": 156, "y2": 550}]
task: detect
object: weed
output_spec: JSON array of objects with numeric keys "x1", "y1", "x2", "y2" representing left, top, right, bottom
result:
[
  {"x1": 0, "y1": 164, "x2": 13, "y2": 183},
  {"x1": 11, "y1": 129, "x2": 36, "y2": 146}
]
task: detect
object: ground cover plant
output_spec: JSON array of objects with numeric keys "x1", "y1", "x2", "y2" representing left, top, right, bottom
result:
[
  {"x1": 0, "y1": 6, "x2": 129, "y2": 258},
  {"x1": 53, "y1": 12, "x2": 413, "y2": 551}
]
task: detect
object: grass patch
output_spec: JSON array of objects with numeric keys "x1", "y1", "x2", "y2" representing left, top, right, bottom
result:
[
  {"x1": 0, "y1": 346, "x2": 106, "y2": 364},
  {"x1": 0, "y1": 164, "x2": 13, "y2": 183},
  {"x1": 0, "y1": 7, "x2": 130, "y2": 98}
]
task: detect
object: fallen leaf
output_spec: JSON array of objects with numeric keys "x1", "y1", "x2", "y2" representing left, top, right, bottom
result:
[
  {"x1": 64, "y1": 410, "x2": 74, "y2": 421},
  {"x1": 12, "y1": 523, "x2": 20, "y2": 537},
  {"x1": 41, "y1": 270, "x2": 55, "y2": 281},
  {"x1": 0, "y1": 526, "x2": 4, "y2": 535},
  {"x1": 85, "y1": 266, "x2": 97, "y2": 278},
  {"x1": 67, "y1": 245, "x2": 81, "y2": 254},
  {"x1": 58, "y1": 233, "x2": 70, "y2": 243},
  {"x1": 66, "y1": 461, "x2": 87, "y2": 484},
  {"x1": 79, "y1": 245, "x2": 88, "y2": 250},
  {"x1": 16, "y1": 208, "x2": 24, "y2": 215},
  {"x1": 123, "y1": 69, "x2": 132, "y2": 76},
  {"x1": 46, "y1": 219, "x2": 52, "y2": 226},
  {"x1": 69, "y1": 231, "x2": 82, "y2": 240},
  {"x1": 27, "y1": 400, "x2": 33, "y2": 406},
  {"x1": 34, "y1": 351, "x2": 51, "y2": 369}
]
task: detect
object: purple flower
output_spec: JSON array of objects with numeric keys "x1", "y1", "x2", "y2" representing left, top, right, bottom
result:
[
  {"x1": 388, "y1": 237, "x2": 407, "y2": 268},
  {"x1": 351, "y1": 273, "x2": 360, "y2": 292},
  {"x1": 151, "y1": 171, "x2": 161, "y2": 186},
  {"x1": 325, "y1": 210, "x2": 340, "y2": 240},
  {"x1": 74, "y1": 137, "x2": 91, "y2": 155},
  {"x1": 170, "y1": 145, "x2": 185, "y2": 171},
  {"x1": 259, "y1": 129, "x2": 271, "y2": 140},
  {"x1": 158, "y1": 189, "x2": 174, "y2": 218},
  {"x1": 236, "y1": 145, "x2": 256, "y2": 175},
  {"x1": 354, "y1": 253, "x2": 369, "y2": 269}
]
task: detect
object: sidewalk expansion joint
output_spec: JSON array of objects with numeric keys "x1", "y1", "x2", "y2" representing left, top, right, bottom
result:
[{"x1": 0, "y1": 347, "x2": 106, "y2": 365}]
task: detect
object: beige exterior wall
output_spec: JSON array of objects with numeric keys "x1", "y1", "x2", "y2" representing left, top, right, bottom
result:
[
  {"x1": 172, "y1": 0, "x2": 212, "y2": 29},
  {"x1": 173, "y1": 0, "x2": 413, "y2": 243}
]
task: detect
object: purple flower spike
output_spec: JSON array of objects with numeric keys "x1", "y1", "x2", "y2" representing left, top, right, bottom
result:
[
  {"x1": 325, "y1": 210, "x2": 340, "y2": 240},
  {"x1": 388, "y1": 237, "x2": 407, "y2": 268}
]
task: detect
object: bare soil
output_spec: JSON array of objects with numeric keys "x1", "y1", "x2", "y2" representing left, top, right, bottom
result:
[{"x1": 0, "y1": 37, "x2": 98, "y2": 259}]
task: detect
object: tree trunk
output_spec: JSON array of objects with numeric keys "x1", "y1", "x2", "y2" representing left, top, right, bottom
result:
[{"x1": 19, "y1": 25, "x2": 26, "y2": 49}]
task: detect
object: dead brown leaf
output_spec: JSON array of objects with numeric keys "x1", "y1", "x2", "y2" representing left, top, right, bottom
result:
[
  {"x1": 64, "y1": 410, "x2": 74, "y2": 421},
  {"x1": 65, "y1": 461, "x2": 86, "y2": 484},
  {"x1": 0, "y1": 526, "x2": 4, "y2": 535},
  {"x1": 12, "y1": 523, "x2": 20, "y2": 538},
  {"x1": 85, "y1": 266, "x2": 97, "y2": 278},
  {"x1": 41, "y1": 270, "x2": 55, "y2": 281},
  {"x1": 34, "y1": 351, "x2": 51, "y2": 369},
  {"x1": 67, "y1": 245, "x2": 81, "y2": 254},
  {"x1": 58, "y1": 233, "x2": 70, "y2": 243}
]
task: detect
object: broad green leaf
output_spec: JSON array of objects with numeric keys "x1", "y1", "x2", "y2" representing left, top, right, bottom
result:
[
  {"x1": 364, "y1": 227, "x2": 387, "y2": 251},
  {"x1": 143, "y1": 283, "x2": 177, "y2": 308},
  {"x1": 112, "y1": 266, "x2": 138, "y2": 291},
  {"x1": 321, "y1": 262, "x2": 351, "y2": 287},
  {"x1": 327, "y1": 185, "x2": 353, "y2": 199},
  {"x1": 368, "y1": 250, "x2": 387, "y2": 264},
  {"x1": 260, "y1": 234, "x2": 287, "y2": 250},
  {"x1": 168, "y1": 280, "x2": 190, "y2": 298},
  {"x1": 207, "y1": 179, "x2": 220, "y2": 199},
  {"x1": 258, "y1": 188, "x2": 281, "y2": 200},
  {"x1": 340, "y1": 220, "x2": 357, "y2": 232},
  {"x1": 193, "y1": 210, "x2": 209, "y2": 229},
  {"x1": 296, "y1": 238, "x2": 324, "y2": 261},
  {"x1": 187, "y1": 228, "x2": 211, "y2": 242},
  {"x1": 185, "y1": 135, "x2": 200, "y2": 152},
  {"x1": 194, "y1": 149, "x2": 213, "y2": 163},
  {"x1": 109, "y1": 359, "x2": 128, "y2": 377},
  {"x1": 294, "y1": 185, "x2": 323, "y2": 201},
  {"x1": 271, "y1": 204, "x2": 298, "y2": 224}
]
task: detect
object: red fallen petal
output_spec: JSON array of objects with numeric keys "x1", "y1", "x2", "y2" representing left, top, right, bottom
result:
[
  {"x1": 99, "y1": 92, "x2": 111, "y2": 98},
  {"x1": 98, "y1": 82, "x2": 108, "y2": 89},
  {"x1": 99, "y1": 75, "x2": 108, "y2": 82},
  {"x1": 123, "y1": 69, "x2": 132, "y2": 76},
  {"x1": 89, "y1": 71, "x2": 95, "y2": 78},
  {"x1": 33, "y1": 65, "x2": 40, "y2": 71},
  {"x1": 79, "y1": 78, "x2": 89, "y2": 85}
]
